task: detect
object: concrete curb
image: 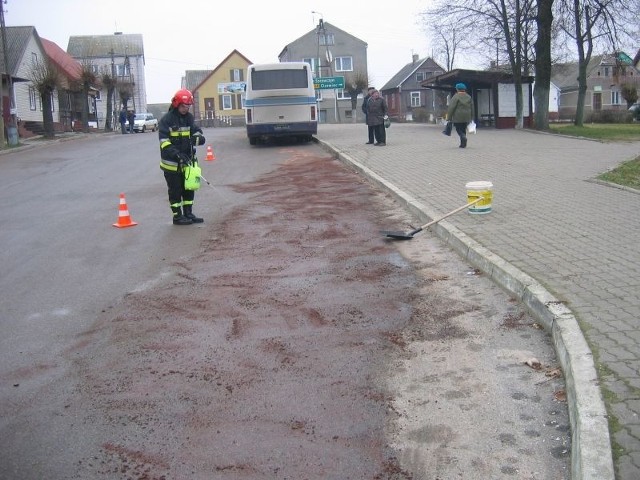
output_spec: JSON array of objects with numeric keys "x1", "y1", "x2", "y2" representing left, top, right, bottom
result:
[{"x1": 317, "y1": 138, "x2": 615, "y2": 480}]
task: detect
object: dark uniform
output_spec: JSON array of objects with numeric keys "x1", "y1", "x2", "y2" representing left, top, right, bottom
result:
[{"x1": 158, "y1": 91, "x2": 206, "y2": 225}]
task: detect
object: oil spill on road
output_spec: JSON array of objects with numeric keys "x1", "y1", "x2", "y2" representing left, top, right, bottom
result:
[{"x1": 68, "y1": 148, "x2": 569, "y2": 479}]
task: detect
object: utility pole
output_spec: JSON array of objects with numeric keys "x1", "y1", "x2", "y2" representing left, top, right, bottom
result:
[
  {"x1": 0, "y1": 0, "x2": 17, "y2": 146},
  {"x1": 316, "y1": 18, "x2": 339, "y2": 123}
]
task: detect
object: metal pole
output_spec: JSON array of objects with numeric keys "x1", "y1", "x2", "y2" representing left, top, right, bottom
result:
[{"x1": 0, "y1": 3, "x2": 17, "y2": 145}]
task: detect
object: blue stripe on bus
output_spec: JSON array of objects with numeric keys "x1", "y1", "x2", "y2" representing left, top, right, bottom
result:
[
  {"x1": 244, "y1": 96, "x2": 317, "y2": 107},
  {"x1": 246, "y1": 122, "x2": 317, "y2": 136}
]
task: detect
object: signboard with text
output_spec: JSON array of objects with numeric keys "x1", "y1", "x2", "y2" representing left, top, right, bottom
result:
[{"x1": 314, "y1": 76, "x2": 345, "y2": 90}]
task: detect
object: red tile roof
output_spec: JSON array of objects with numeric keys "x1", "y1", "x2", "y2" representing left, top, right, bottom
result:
[{"x1": 41, "y1": 37, "x2": 82, "y2": 81}]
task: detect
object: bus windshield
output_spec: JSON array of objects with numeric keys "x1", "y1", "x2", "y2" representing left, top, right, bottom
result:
[{"x1": 250, "y1": 69, "x2": 309, "y2": 90}]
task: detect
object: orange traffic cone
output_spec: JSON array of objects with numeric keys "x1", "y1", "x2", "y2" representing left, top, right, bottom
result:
[
  {"x1": 206, "y1": 144, "x2": 215, "y2": 161},
  {"x1": 112, "y1": 193, "x2": 138, "y2": 228}
]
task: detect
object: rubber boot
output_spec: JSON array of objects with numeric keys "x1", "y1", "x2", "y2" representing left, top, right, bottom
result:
[
  {"x1": 183, "y1": 205, "x2": 203, "y2": 223},
  {"x1": 172, "y1": 207, "x2": 192, "y2": 225},
  {"x1": 460, "y1": 136, "x2": 467, "y2": 148}
]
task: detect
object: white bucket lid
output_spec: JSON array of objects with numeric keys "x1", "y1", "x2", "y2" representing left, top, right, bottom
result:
[{"x1": 466, "y1": 181, "x2": 493, "y2": 189}]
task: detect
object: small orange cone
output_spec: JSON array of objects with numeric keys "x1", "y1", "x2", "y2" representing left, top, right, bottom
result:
[
  {"x1": 206, "y1": 145, "x2": 215, "y2": 161},
  {"x1": 112, "y1": 193, "x2": 138, "y2": 228}
]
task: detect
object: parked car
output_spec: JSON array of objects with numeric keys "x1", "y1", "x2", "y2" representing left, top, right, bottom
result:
[{"x1": 133, "y1": 113, "x2": 158, "y2": 133}]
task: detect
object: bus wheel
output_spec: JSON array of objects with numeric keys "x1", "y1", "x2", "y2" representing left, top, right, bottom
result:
[{"x1": 249, "y1": 137, "x2": 257, "y2": 145}]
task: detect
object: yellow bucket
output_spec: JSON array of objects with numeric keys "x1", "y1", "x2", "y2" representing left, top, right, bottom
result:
[{"x1": 466, "y1": 181, "x2": 493, "y2": 214}]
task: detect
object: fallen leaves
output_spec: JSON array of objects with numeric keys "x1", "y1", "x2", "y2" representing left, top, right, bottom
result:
[
  {"x1": 524, "y1": 360, "x2": 565, "y2": 401},
  {"x1": 524, "y1": 358, "x2": 542, "y2": 370},
  {"x1": 554, "y1": 389, "x2": 567, "y2": 402}
]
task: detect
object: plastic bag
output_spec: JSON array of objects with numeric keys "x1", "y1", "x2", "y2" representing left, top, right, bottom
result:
[
  {"x1": 384, "y1": 115, "x2": 390, "y2": 128},
  {"x1": 442, "y1": 121, "x2": 452, "y2": 136},
  {"x1": 467, "y1": 120, "x2": 477, "y2": 134}
]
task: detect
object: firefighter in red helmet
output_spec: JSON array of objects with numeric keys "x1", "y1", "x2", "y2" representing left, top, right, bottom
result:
[{"x1": 158, "y1": 89, "x2": 206, "y2": 225}]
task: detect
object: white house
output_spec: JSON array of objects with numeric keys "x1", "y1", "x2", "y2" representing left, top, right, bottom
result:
[{"x1": 66, "y1": 32, "x2": 147, "y2": 129}]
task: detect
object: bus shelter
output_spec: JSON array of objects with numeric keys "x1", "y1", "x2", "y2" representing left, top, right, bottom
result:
[{"x1": 422, "y1": 69, "x2": 534, "y2": 129}]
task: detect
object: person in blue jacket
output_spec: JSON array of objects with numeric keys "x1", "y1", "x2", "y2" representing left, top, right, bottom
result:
[{"x1": 119, "y1": 108, "x2": 127, "y2": 134}]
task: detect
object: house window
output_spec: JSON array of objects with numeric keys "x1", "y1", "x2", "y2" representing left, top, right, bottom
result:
[
  {"x1": 303, "y1": 57, "x2": 322, "y2": 76},
  {"x1": 29, "y1": 86, "x2": 37, "y2": 110},
  {"x1": 613, "y1": 67, "x2": 625, "y2": 77},
  {"x1": 95, "y1": 90, "x2": 101, "y2": 101},
  {"x1": 334, "y1": 56, "x2": 352, "y2": 72},
  {"x1": 222, "y1": 94, "x2": 232, "y2": 110},
  {"x1": 32, "y1": 52, "x2": 38, "y2": 65},
  {"x1": 337, "y1": 89, "x2": 351, "y2": 100},
  {"x1": 411, "y1": 92, "x2": 421, "y2": 107},
  {"x1": 319, "y1": 33, "x2": 335, "y2": 46},
  {"x1": 416, "y1": 72, "x2": 425, "y2": 82},
  {"x1": 604, "y1": 67, "x2": 609, "y2": 77},
  {"x1": 116, "y1": 63, "x2": 130, "y2": 77},
  {"x1": 37, "y1": 91, "x2": 55, "y2": 112},
  {"x1": 611, "y1": 91, "x2": 620, "y2": 105},
  {"x1": 231, "y1": 69, "x2": 241, "y2": 81}
]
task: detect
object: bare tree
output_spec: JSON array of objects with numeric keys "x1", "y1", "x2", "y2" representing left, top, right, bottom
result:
[
  {"x1": 29, "y1": 56, "x2": 60, "y2": 139},
  {"x1": 556, "y1": 0, "x2": 638, "y2": 125},
  {"x1": 78, "y1": 60, "x2": 97, "y2": 133},
  {"x1": 533, "y1": 0, "x2": 555, "y2": 130},
  {"x1": 420, "y1": 0, "x2": 538, "y2": 129},
  {"x1": 421, "y1": 19, "x2": 465, "y2": 71},
  {"x1": 119, "y1": 82, "x2": 134, "y2": 111},
  {"x1": 620, "y1": 81, "x2": 638, "y2": 108},
  {"x1": 343, "y1": 70, "x2": 369, "y2": 123},
  {"x1": 101, "y1": 71, "x2": 117, "y2": 132}
]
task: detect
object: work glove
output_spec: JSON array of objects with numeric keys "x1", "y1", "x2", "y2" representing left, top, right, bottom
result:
[
  {"x1": 191, "y1": 133, "x2": 205, "y2": 146},
  {"x1": 176, "y1": 152, "x2": 192, "y2": 167}
]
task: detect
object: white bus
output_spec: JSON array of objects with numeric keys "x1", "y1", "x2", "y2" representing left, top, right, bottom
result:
[{"x1": 244, "y1": 62, "x2": 318, "y2": 145}]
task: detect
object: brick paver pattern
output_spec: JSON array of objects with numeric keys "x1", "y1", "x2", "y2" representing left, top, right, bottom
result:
[{"x1": 317, "y1": 123, "x2": 640, "y2": 480}]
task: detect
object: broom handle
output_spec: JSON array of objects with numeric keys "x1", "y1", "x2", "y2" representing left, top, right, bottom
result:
[{"x1": 416, "y1": 197, "x2": 484, "y2": 231}]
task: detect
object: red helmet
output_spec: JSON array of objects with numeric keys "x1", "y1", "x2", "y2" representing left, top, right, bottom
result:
[{"x1": 171, "y1": 89, "x2": 194, "y2": 108}]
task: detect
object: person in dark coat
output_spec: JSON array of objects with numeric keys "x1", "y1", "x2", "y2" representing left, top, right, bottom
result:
[
  {"x1": 127, "y1": 110, "x2": 135, "y2": 134},
  {"x1": 446, "y1": 83, "x2": 474, "y2": 148},
  {"x1": 119, "y1": 108, "x2": 127, "y2": 134},
  {"x1": 158, "y1": 89, "x2": 206, "y2": 225},
  {"x1": 362, "y1": 86, "x2": 375, "y2": 144},
  {"x1": 365, "y1": 90, "x2": 388, "y2": 146}
]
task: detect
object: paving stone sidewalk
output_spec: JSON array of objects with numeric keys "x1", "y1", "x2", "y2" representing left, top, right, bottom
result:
[{"x1": 316, "y1": 122, "x2": 640, "y2": 480}]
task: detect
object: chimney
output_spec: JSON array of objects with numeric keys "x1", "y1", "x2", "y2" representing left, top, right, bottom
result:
[{"x1": 412, "y1": 54, "x2": 419, "y2": 63}]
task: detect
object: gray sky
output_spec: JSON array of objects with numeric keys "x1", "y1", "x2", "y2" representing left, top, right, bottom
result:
[{"x1": 5, "y1": 0, "x2": 448, "y2": 104}]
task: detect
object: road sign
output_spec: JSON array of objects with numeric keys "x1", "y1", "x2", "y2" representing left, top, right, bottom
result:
[{"x1": 314, "y1": 76, "x2": 345, "y2": 90}]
